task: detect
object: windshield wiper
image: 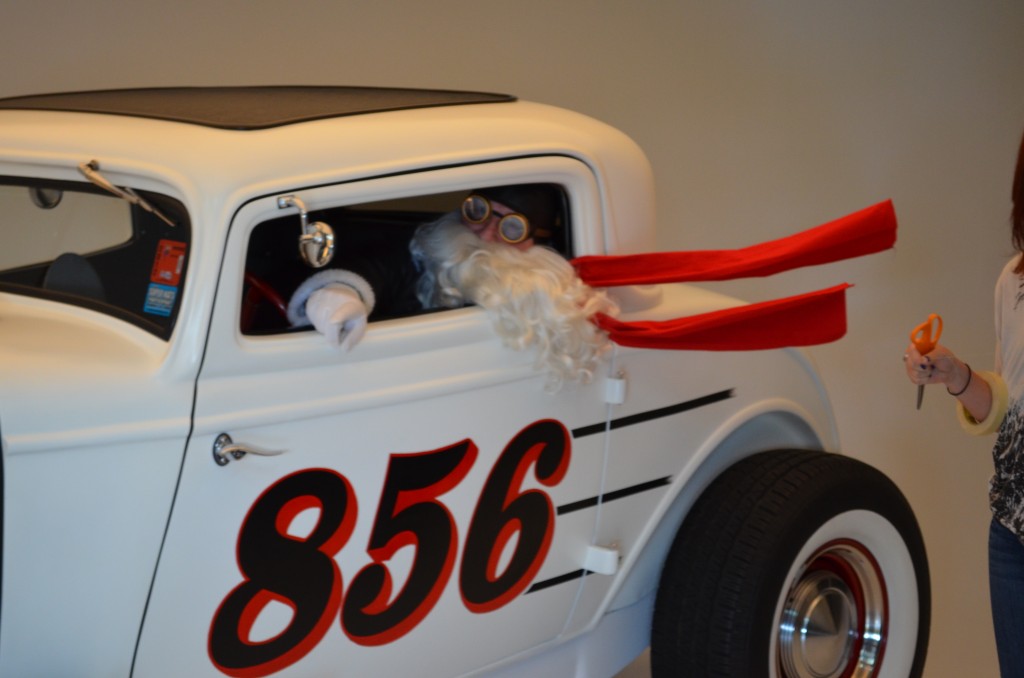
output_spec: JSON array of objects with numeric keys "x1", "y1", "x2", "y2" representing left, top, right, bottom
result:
[{"x1": 78, "y1": 160, "x2": 175, "y2": 227}]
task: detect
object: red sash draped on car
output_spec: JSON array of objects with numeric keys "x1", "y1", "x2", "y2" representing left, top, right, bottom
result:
[{"x1": 571, "y1": 200, "x2": 897, "y2": 350}]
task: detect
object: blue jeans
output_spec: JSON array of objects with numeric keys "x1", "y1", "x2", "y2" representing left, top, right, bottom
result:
[{"x1": 990, "y1": 519, "x2": 1024, "y2": 677}]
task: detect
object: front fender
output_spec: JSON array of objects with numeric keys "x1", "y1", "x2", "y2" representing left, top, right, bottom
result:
[{"x1": 608, "y1": 406, "x2": 829, "y2": 613}]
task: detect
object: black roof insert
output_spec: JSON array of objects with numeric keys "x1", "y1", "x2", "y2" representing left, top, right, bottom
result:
[{"x1": 0, "y1": 86, "x2": 517, "y2": 130}]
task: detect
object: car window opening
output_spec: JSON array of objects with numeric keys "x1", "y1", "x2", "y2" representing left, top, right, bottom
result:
[
  {"x1": 241, "y1": 183, "x2": 571, "y2": 336},
  {"x1": 0, "y1": 177, "x2": 191, "y2": 340}
]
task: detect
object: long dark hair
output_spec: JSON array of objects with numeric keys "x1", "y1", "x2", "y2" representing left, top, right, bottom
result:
[{"x1": 1011, "y1": 129, "x2": 1024, "y2": 273}]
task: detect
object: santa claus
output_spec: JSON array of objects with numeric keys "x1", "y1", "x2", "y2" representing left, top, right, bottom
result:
[{"x1": 287, "y1": 184, "x2": 617, "y2": 388}]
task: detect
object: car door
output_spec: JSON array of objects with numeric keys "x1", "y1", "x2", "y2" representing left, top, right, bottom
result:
[{"x1": 134, "y1": 157, "x2": 616, "y2": 677}]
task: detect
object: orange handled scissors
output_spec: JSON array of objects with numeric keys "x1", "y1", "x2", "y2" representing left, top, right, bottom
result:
[{"x1": 910, "y1": 313, "x2": 943, "y2": 409}]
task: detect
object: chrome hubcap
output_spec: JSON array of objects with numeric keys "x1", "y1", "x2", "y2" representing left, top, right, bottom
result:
[{"x1": 778, "y1": 540, "x2": 887, "y2": 678}]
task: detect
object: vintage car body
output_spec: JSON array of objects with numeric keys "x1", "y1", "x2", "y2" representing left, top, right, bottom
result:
[{"x1": 0, "y1": 87, "x2": 928, "y2": 677}]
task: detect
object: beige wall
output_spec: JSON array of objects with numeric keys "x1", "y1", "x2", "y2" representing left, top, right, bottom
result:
[{"x1": 3, "y1": 2, "x2": 1022, "y2": 675}]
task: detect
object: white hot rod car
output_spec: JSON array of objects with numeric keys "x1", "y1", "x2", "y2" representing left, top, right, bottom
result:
[{"x1": 0, "y1": 87, "x2": 928, "y2": 677}]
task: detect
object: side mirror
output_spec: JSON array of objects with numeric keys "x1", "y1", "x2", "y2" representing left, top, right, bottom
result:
[{"x1": 277, "y1": 195, "x2": 335, "y2": 268}]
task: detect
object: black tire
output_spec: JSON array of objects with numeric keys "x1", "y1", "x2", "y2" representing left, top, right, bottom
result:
[{"x1": 650, "y1": 450, "x2": 930, "y2": 678}]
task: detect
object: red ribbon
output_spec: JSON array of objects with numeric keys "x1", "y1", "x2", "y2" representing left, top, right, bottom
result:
[
  {"x1": 573, "y1": 201, "x2": 896, "y2": 351},
  {"x1": 572, "y1": 200, "x2": 896, "y2": 286},
  {"x1": 593, "y1": 284, "x2": 851, "y2": 350}
]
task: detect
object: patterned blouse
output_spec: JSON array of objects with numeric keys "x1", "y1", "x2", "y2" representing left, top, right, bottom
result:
[{"x1": 989, "y1": 257, "x2": 1024, "y2": 539}]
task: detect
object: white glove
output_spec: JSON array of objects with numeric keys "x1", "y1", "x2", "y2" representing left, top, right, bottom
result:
[{"x1": 304, "y1": 284, "x2": 369, "y2": 350}]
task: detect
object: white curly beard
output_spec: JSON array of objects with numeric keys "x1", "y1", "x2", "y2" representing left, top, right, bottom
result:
[{"x1": 410, "y1": 213, "x2": 618, "y2": 389}]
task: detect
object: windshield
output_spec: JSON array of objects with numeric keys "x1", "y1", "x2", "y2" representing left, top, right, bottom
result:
[{"x1": 0, "y1": 177, "x2": 191, "y2": 339}]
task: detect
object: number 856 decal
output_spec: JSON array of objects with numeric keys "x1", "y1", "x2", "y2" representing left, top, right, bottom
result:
[{"x1": 208, "y1": 419, "x2": 570, "y2": 677}]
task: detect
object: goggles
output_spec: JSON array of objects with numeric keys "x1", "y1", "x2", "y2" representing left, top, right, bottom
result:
[{"x1": 461, "y1": 194, "x2": 551, "y2": 244}]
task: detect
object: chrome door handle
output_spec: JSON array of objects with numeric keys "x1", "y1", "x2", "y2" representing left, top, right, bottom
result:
[{"x1": 213, "y1": 433, "x2": 285, "y2": 466}]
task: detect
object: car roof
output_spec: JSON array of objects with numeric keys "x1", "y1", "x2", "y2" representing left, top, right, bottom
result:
[
  {"x1": 0, "y1": 86, "x2": 657, "y2": 257},
  {"x1": 0, "y1": 86, "x2": 517, "y2": 130}
]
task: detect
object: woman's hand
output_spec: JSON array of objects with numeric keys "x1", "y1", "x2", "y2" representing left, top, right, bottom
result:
[
  {"x1": 904, "y1": 342, "x2": 975, "y2": 397},
  {"x1": 903, "y1": 343, "x2": 997, "y2": 426}
]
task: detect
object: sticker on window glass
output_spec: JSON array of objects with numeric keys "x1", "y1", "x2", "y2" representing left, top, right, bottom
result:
[
  {"x1": 144, "y1": 283, "x2": 177, "y2": 317},
  {"x1": 151, "y1": 239, "x2": 187, "y2": 286}
]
